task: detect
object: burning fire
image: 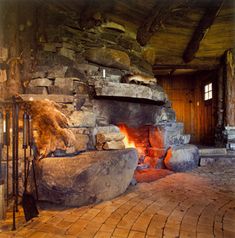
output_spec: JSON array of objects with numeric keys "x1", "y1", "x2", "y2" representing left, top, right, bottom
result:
[{"x1": 118, "y1": 124, "x2": 136, "y2": 148}]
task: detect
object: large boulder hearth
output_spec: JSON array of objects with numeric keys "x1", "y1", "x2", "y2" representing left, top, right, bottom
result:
[{"x1": 35, "y1": 149, "x2": 138, "y2": 206}]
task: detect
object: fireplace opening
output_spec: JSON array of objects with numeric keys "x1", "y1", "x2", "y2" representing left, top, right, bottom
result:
[{"x1": 117, "y1": 123, "x2": 166, "y2": 170}]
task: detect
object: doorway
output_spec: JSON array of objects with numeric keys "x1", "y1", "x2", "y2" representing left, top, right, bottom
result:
[
  {"x1": 201, "y1": 82, "x2": 216, "y2": 145},
  {"x1": 158, "y1": 70, "x2": 218, "y2": 146}
]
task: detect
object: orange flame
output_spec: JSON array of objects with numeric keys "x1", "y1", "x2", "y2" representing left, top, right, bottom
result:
[{"x1": 118, "y1": 124, "x2": 136, "y2": 148}]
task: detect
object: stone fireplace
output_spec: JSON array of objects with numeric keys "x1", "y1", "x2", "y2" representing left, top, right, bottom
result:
[
  {"x1": 0, "y1": 1, "x2": 200, "y2": 207},
  {"x1": 19, "y1": 55, "x2": 200, "y2": 206},
  {"x1": 21, "y1": 62, "x2": 193, "y2": 165}
]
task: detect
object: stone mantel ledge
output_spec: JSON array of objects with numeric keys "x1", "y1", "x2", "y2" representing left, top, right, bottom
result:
[{"x1": 94, "y1": 81, "x2": 167, "y2": 103}]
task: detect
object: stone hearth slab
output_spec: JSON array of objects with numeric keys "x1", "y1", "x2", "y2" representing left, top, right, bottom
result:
[
  {"x1": 200, "y1": 155, "x2": 235, "y2": 166},
  {"x1": 94, "y1": 81, "x2": 167, "y2": 102},
  {"x1": 35, "y1": 149, "x2": 138, "y2": 206},
  {"x1": 199, "y1": 147, "x2": 227, "y2": 156}
]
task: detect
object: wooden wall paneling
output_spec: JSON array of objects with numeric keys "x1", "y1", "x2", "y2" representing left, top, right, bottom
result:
[
  {"x1": 159, "y1": 75, "x2": 196, "y2": 142},
  {"x1": 159, "y1": 70, "x2": 218, "y2": 145}
]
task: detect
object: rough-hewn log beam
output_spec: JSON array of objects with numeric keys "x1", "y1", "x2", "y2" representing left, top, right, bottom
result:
[
  {"x1": 183, "y1": 0, "x2": 224, "y2": 63},
  {"x1": 153, "y1": 57, "x2": 220, "y2": 71},
  {"x1": 136, "y1": 0, "x2": 187, "y2": 46},
  {"x1": 136, "y1": 0, "x2": 171, "y2": 46}
]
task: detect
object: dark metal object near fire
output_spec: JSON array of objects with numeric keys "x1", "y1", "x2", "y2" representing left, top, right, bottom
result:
[
  {"x1": 22, "y1": 112, "x2": 39, "y2": 222},
  {"x1": 0, "y1": 97, "x2": 39, "y2": 230}
]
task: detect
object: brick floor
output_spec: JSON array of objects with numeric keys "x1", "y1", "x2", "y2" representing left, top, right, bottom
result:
[{"x1": 0, "y1": 163, "x2": 235, "y2": 238}]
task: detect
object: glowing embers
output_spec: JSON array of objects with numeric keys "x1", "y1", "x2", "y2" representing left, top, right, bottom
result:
[
  {"x1": 118, "y1": 124, "x2": 165, "y2": 161},
  {"x1": 117, "y1": 124, "x2": 170, "y2": 183}
]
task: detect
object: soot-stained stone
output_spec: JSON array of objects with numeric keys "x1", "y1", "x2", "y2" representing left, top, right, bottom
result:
[
  {"x1": 93, "y1": 99, "x2": 174, "y2": 128},
  {"x1": 34, "y1": 149, "x2": 138, "y2": 206}
]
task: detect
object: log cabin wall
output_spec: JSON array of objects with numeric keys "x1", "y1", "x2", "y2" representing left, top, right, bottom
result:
[
  {"x1": 159, "y1": 70, "x2": 218, "y2": 145},
  {"x1": 158, "y1": 75, "x2": 196, "y2": 142}
]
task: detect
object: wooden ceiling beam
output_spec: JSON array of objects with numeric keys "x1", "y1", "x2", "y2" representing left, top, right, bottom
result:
[
  {"x1": 136, "y1": 0, "x2": 188, "y2": 46},
  {"x1": 153, "y1": 64, "x2": 217, "y2": 70},
  {"x1": 136, "y1": 0, "x2": 172, "y2": 46},
  {"x1": 153, "y1": 57, "x2": 220, "y2": 71},
  {"x1": 183, "y1": 0, "x2": 224, "y2": 63}
]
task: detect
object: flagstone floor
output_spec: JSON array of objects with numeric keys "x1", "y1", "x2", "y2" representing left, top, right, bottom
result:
[{"x1": 0, "y1": 163, "x2": 235, "y2": 238}]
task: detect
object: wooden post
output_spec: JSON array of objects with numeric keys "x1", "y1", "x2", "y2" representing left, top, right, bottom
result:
[
  {"x1": 224, "y1": 50, "x2": 235, "y2": 126},
  {"x1": 18, "y1": 1, "x2": 37, "y2": 88},
  {"x1": 217, "y1": 66, "x2": 224, "y2": 127},
  {"x1": 215, "y1": 65, "x2": 225, "y2": 146},
  {"x1": 4, "y1": 1, "x2": 22, "y2": 99},
  {"x1": 0, "y1": 180, "x2": 6, "y2": 219}
]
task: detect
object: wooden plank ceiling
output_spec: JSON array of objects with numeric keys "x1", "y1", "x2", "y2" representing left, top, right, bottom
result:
[{"x1": 50, "y1": 0, "x2": 235, "y2": 74}]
